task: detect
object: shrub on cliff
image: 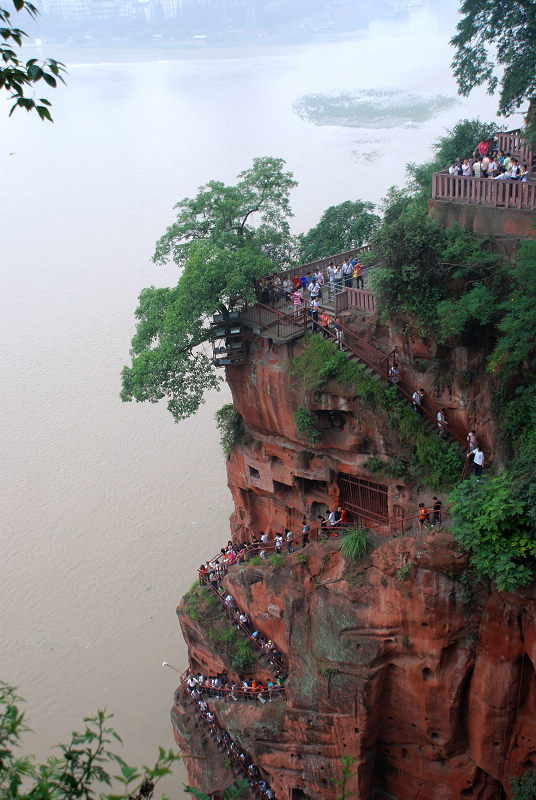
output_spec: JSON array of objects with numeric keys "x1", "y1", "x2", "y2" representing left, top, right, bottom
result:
[
  {"x1": 511, "y1": 768, "x2": 536, "y2": 800},
  {"x1": 449, "y1": 472, "x2": 536, "y2": 592},
  {"x1": 293, "y1": 406, "x2": 321, "y2": 445},
  {"x1": 339, "y1": 528, "x2": 373, "y2": 561},
  {"x1": 215, "y1": 404, "x2": 243, "y2": 458}
]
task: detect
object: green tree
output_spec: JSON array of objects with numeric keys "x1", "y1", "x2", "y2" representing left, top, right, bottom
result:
[
  {"x1": 450, "y1": 1, "x2": 536, "y2": 120},
  {"x1": 1, "y1": 0, "x2": 65, "y2": 120},
  {"x1": 489, "y1": 240, "x2": 536, "y2": 379},
  {"x1": 432, "y1": 118, "x2": 498, "y2": 165},
  {"x1": 121, "y1": 158, "x2": 297, "y2": 422},
  {"x1": 298, "y1": 200, "x2": 380, "y2": 262},
  {"x1": 370, "y1": 202, "x2": 449, "y2": 332}
]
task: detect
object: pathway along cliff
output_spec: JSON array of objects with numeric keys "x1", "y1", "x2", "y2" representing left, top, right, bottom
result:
[{"x1": 167, "y1": 252, "x2": 536, "y2": 800}]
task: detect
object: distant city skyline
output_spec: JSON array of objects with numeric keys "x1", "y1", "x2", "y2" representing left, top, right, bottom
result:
[{"x1": 33, "y1": 0, "x2": 448, "y2": 44}]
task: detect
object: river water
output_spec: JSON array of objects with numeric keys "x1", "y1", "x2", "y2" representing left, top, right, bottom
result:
[{"x1": 0, "y1": 4, "x2": 523, "y2": 796}]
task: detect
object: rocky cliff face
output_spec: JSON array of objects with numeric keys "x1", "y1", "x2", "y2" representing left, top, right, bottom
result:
[
  {"x1": 173, "y1": 533, "x2": 536, "y2": 799},
  {"x1": 171, "y1": 317, "x2": 530, "y2": 799}
]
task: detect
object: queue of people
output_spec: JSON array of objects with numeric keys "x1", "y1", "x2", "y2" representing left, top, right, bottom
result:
[
  {"x1": 186, "y1": 689, "x2": 276, "y2": 799},
  {"x1": 198, "y1": 563, "x2": 286, "y2": 673},
  {"x1": 186, "y1": 670, "x2": 285, "y2": 704}
]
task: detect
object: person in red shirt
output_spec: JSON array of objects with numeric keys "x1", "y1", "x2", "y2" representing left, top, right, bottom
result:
[{"x1": 339, "y1": 507, "x2": 350, "y2": 527}]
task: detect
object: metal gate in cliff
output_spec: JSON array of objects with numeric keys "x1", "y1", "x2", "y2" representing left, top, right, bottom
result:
[{"x1": 337, "y1": 473, "x2": 388, "y2": 523}]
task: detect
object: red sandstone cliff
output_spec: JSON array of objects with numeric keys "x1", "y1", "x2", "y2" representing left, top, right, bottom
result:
[
  {"x1": 171, "y1": 314, "x2": 528, "y2": 800},
  {"x1": 173, "y1": 533, "x2": 536, "y2": 799}
]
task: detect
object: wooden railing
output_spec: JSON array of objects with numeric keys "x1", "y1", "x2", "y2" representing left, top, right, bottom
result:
[
  {"x1": 197, "y1": 571, "x2": 288, "y2": 675},
  {"x1": 497, "y1": 129, "x2": 533, "y2": 167},
  {"x1": 432, "y1": 171, "x2": 536, "y2": 210},
  {"x1": 180, "y1": 667, "x2": 286, "y2": 703},
  {"x1": 333, "y1": 286, "x2": 376, "y2": 314},
  {"x1": 297, "y1": 244, "x2": 373, "y2": 276}
]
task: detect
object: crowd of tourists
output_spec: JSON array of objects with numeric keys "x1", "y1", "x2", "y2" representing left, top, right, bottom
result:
[
  {"x1": 258, "y1": 254, "x2": 366, "y2": 309},
  {"x1": 186, "y1": 689, "x2": 276, "y2": 798},
  {"x1": 186, "y1": 670, "x2": 285, "y2": 703},
  {"x1": 446, "y1": 136, "x2": 531, "y2": 181}
]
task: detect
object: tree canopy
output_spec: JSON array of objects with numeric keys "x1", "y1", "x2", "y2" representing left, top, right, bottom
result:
[
  {"x1": 298, "y1": 200, "x2": 380, "y2": 263},
  {"x1": 1, "y1": 0, "x2": 65, "y2": 120},
  {"x1": 121, "y1": 157, "x2": 297, "y2": 422},
  {"x1": 450, "y1": 0, "x2": 536, "y2": 119}
]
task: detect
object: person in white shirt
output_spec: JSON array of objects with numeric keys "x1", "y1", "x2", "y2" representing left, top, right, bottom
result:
[
  {"x1": 327, "y1": 262, "x2": 336, "y2": 295},
  {"x1": 470, "y1": 446, "x2": 484, "y2": 476},
  {"x1": 310, "y1": 296, "x2": 320, "y2": 332},
  {"x1": 448, "y1": 161, "x2": 458, "y2": 176},
  {"x1": 436, "y1": 408, "x2": 448, "y2": 438},
  {"x1": 412, "y1": 388, "x2": 424, "y2": 415},
  {"x1": 462, "y1": 158, "x2": 472, "y2": 177}
]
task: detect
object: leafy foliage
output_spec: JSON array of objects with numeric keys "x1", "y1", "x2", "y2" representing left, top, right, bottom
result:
[
  {"x1": 230, "y1": 639, "x2": 255, "y2": 672},
  {"x1": 268, "y1": 554, "x2": 287, "y2": 569},
  {"x1": 153, "y1": 157, "x2": 297, "y2": 270},
  {"x1": 298, "y1": 199, "x2": 380, "y2": 262},
  {"x1": 215, "y1": 404, "x2": 242, "y2": 458},
  {"x1": 433, "y1": 118, "x2": 498, "y2": 165},
  {"x1": 0, "y1": 0, "x2": 66, "y2": 120},
  {"x1": 449, "y1": 473, "x2": 536, "y2": 592},
  {"x1": 293, "y1": 406, "x2": 321, "y2": 445},
  {"x1": 370, "y1": 203, "x2": 449, "y2": 332},
  {"x1": 396, "y1": 564, "x2": 412, "y2": 581},
  {"x1": 330, "y1": 754, "x2": 357, "y2": 800},
  {"x1": 0, "y1": 682, "x2": 179, "y2": 800},
  {"x1": 184, "y1": 780, "x2": 248, "y2": 800},
  {"x1": 450, "y1": 1, "x2": 536, "y2": 119},
  {"x1": 511, "y1": 768, "x2": 536, "y2": 800},
  {"x1": 489, "y1": 241, "x2": 536, "y2": 379},
  {"x1": 121, "y1": 158, "x2": 297, "y2": 422},
  {"x1": 339, "y1": 528, "x2": 373, "y2": 561}
]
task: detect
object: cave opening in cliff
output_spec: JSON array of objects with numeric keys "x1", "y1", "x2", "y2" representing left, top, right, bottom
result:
[{"x1": 338, "y1": 473, "x2": 388, "y2": 522}]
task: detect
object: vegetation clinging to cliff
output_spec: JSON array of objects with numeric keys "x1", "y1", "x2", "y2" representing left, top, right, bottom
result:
[
  {"x1": 215, "y1": 404, "x2": 243, "y2": 458},
  {"x1": 289, "y1": 336, "x2": 462, "y2": 491},
  {"x1": 450, "y1": 473, "x2": 536, "y2": 592}
]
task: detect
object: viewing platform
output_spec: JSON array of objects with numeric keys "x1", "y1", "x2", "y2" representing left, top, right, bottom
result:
[{"x1": 430, "y1": 128, "x2": 536, "y2": 238}]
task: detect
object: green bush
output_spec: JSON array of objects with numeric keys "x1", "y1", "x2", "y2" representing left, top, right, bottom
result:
[
  {"x1": 231, "y1": 639, "x2": 255, "y2": 671},
  {"x1": 364, "y1": 455, "x2": 407, "y2": 480},
  {"x1": 293, "y1": 406, "x2": 321, "y2": 445},
  {"x1": 295, "y1": 552, "x2": 308, "y2": 565},
  {"x1": 208, "y1": 626, "x2": 236, "y2": 644},
  {"x1": 396, "y1": 564, "x2": 412, "y2": 581},
  {"x1": 449, "y1": 473, "x2": 536, "y2": 592},
  {"x1": 339, "y1": 528, "x2": 374, "y2": 561},
  {"x1": 268, "y1": 554, "x2": 287, "y2": 569},
  {"x1": 215, "y1": 403, "x2": 243, "y2": 458},
  {"x1": 248, "y1": 556, "x2": 263, "y2": 566},
  {"x1": 511, "y1": 768, "x2": 536, "y2": 800}
]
